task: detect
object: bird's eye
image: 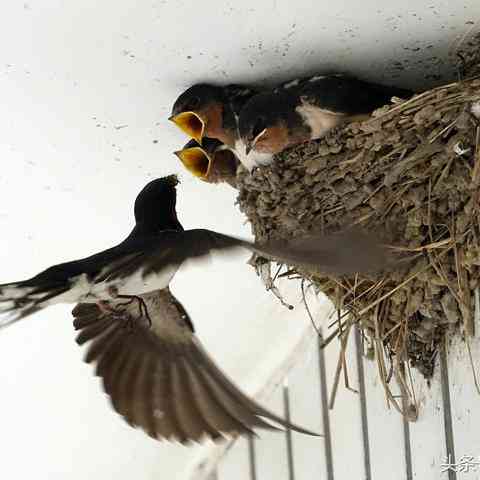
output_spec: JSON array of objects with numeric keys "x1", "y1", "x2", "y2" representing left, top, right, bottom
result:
[
  {"x1": 252, "y1": 117, "x2": 266, "y2": 139},
  {"x1": 188, "y1": 96, "x2": 200, "y2": 110}
]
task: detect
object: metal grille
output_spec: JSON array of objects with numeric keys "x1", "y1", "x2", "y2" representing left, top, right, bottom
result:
[
  {"x1": 211, "y1": 330, "x2": 480, "y2": 480},
  {"x1": 192, "y1": 287, "x2": 480, "y2": 480}
]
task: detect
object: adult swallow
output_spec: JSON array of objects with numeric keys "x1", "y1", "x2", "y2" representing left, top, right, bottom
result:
[
  {"x1": 238, "y1": 74, "x2": 413, "y2": 165},
  {"x1": 0, "y1": 175, "x2": 389, "y2": 443},
  {"x1": 174, "y1": 138, "x2": 238, "y2": 187}
]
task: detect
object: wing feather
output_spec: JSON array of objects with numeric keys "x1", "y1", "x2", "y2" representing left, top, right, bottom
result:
[
  {"x1": 72, "y1": 288, "x2": 320, "y2": 443},
  {"x1": 93, "y1": 228, "x2": 390, "y2": 290}
]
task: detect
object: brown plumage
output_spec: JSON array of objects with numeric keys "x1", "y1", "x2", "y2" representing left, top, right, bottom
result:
[
  {"x1": 73, "y1": 288, "x2": 318, "y2": 444},
  {"x1": 174, "y1": 138, "x2": 238, "y2": 187}
]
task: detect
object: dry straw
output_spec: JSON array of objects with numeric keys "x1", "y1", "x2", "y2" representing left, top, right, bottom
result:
[{"x1": 236, "y1": 34, "x2": 480, "y2": 416}]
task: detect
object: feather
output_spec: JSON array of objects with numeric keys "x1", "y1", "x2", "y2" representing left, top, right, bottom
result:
[{"x1": 72, "y1": 288, "x2": 320, "y2": 442}]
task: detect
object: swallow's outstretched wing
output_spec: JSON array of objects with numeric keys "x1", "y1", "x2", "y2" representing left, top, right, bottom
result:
[
  {"x1": 97, "y1": 228, "x2": 390, "y2": 286},
  {"x1": 73, "y1": 288, "x2": 319, "y2": 443},
  {"x1": 0, "y1": 228, "x2": 389, "y2": 329}
]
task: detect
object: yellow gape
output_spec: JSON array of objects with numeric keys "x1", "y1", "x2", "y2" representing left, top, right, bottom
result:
[
  {"x1": 169, "y1": 111, "x2": 205, "y2": 144},
  {"x1": 174, "y1": 146, "x2": 211, "y2": 179}
]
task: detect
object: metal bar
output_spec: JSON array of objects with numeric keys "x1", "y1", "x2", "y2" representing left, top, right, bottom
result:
[
  {"x1": 317, "y1": 336, "x2": 335, "y2": 480},
  {"x1": 207, "y1": 469, "x2": 218, "y2": 480},
  {"x1": 247, "y1": 435, "x2": 257, "y2": 480},
  {"x1": 354, "y1": 327, "x2": 372, "y2": 480},
  {"x1": 401, "y1": 395, "x2": 413, "y2": 480},
  {"x1": 439, "y1": 339, "x2": 457, "y2": 480},
  {"x1": 283, "y1": 383, "x2": 296, "y2": 480}
]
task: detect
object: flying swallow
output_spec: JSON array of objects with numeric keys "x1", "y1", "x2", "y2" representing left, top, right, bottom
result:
[
  {"x1": 174, "y1": 138, "x2": 238, "y2": 187},
  {"x1": 0, "y1": 175, "x2": 390, "y2": 443},
  {"x1": 238, "y1": 74, "x2": 413, "y2": 167}
]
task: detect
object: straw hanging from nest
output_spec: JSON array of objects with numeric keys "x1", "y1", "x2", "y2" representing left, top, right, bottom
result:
[{"x1": 236, "y1": 53, "x2": 480, "y2": 414}]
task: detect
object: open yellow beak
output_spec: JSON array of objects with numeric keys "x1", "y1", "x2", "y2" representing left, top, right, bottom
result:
[
  {"x1": 169, "y1": 111, "x2": 205, "y2": 144},
  {"x1": 174, "y1": 147, "x2": 212, "y2": 179}
]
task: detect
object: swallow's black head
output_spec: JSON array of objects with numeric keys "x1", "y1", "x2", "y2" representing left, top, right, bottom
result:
[
  {"x1": 174, "y1": 138, "x2": 226, "y2": 179},
  {"x1": 182, "y1": 137, "x2": 223, "y2": 154},
  {"x1": 170, "y1": 84, "x2": 230, "y2": 144},
  {"x1": 238, "y1": 91, "x2": 303, "y2": 155},
  {"x1": 171, "y1": 84, "x2": 225, "y2": 117},
  {"x1": 134, "y1": 175, "x2": 183, "y2": 233}
]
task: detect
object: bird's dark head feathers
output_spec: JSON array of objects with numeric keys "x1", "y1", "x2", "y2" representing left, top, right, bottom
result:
[
  {"x1": 171, "y1": 84, "x2": 226, "y2": 117},
  {"x1": 170, "y1": 84, "x2": 228, "y2": 144},
  {"x1": 134, "y1": 176, "x2": 183, "y2": 232},
  {"x1": 174, "y1": 139, "x2": 236, "y2": 183},
  {"x1": 239, "y1": 92, "x2": 304, "y2": 155},
  {"x1": 181, "y1": 138, "x2": 224, "y2": 154}
]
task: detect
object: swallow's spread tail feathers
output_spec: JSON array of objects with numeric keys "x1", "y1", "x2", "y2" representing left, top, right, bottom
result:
[
  {"x1": 73, "y1": 289, "x2": 320, "y2": 443},
  {"x1": 0, "y1": 276, "x2": 72, "y2": 327}
]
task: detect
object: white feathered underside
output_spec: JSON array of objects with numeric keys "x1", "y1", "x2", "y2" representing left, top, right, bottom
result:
[
  {"x1": 233, "y1": 139, "x2": 273, "y2": 171},
  {"x1": 0, "y1": 260, "x2": 181, "y2": 326}
]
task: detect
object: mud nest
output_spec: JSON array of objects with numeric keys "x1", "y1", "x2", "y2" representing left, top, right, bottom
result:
[{"x1": 236, "y1": 44, "x2": 480, "y2": 401}]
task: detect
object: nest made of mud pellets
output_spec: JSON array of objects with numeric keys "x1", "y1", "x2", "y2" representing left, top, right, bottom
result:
[{"x1": 236, "y1": 65, "x2": 480, "y2": 413}]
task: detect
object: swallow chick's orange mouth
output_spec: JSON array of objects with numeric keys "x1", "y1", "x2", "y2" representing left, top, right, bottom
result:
[
  {"x1": 169, "y1": 111, "x2": 205, "y2": 144},
  {"x1": 174, "y1": 146, "x2": 211, "y2": 179}
]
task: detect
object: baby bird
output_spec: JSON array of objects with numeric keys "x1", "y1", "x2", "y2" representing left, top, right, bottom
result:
[
  {"x1": 170, "y1": 83, "x2": 272, "y2": 171},
  {"x1": 174, "y1": 138, "x2": 238, "y2": 187},
  {"x1": 238, "y1": 74, "x2": 413, "y2": 169},
  {"x1": 170, "y1": 83, "x2": 257, "y2": 146}
]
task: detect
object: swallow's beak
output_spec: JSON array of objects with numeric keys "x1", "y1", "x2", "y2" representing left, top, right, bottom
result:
[
  {"x1": 169, "y1": 111, "x2": 205, "y2": 144},
  {"x1": 174, "y1": 146, "x2": 212, "y2": 179},
  {"x1": 163, "y1": 174, "x2": 180, "y2": 186}
]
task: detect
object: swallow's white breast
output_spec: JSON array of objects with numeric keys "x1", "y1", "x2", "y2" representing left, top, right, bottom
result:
[
  {"x1": 113, "y1": 262, "x2": 180, "y2": 296},
  {"x1": 88, "y1": 262, "x2": 180, "y2": 301},
  {"x1": 63, "y1": 262, "x2": 181, "y2": 303},
  {"x1": 295, "y1": 103, "x2": 345, "y2": 140},
  {"x1": 233, "y1": 139, "x2": 273, "y2": 171}
]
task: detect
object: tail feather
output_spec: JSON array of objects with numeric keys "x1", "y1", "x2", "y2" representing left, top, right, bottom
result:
[
  {"x1": 0, "y1": 282, "x2": 70, "y2": 328},
  {"x1": 0, "y1": 283, "x2": 35, "y2": 300}
]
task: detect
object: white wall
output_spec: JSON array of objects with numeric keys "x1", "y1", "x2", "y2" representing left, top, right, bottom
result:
[{"x1": 0, "y1": 1, "x2": 478, "y2": 479}]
